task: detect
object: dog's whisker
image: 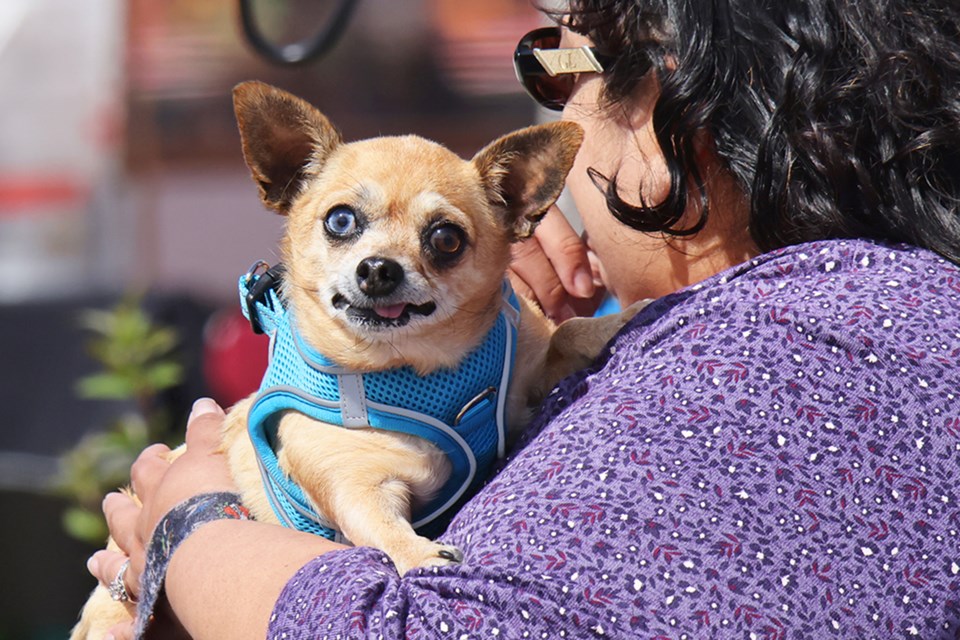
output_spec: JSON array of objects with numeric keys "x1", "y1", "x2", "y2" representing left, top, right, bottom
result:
[{"x1": 384, "y1": 337, "x2": 405, "y2": 361}]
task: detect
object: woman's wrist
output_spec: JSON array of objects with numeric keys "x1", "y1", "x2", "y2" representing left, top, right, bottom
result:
[
  {"x1": 162, "y1": 513, "x2": 348, "y2": 639},
  {"x1": 135, "y1": 492, "x2": 251, "y2": 638}
]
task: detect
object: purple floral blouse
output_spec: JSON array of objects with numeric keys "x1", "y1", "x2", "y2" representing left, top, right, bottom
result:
[{"x1": 268, "y1": 239, "x2": 960, "y2": 639}]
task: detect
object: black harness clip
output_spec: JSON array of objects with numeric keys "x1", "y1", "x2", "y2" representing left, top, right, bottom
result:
[{"x1": 244, "y1": 261, "x2": 285, "y2": 335}]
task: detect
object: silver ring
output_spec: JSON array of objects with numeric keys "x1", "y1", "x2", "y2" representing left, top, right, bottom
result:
[{"x1": 107, "y1": 559, "x2": 137, "y2": 603}]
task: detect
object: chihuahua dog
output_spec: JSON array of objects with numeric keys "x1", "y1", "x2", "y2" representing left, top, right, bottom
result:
[{"x1": 72, "y1": 81, "x2": 643, "y2": 639}]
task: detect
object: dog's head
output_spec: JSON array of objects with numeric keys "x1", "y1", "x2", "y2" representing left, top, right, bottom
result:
[{"x1": 233, "y1": 81, "x2": 582, "y2": 373}]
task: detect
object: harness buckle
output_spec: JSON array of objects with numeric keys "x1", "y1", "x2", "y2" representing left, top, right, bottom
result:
[
  {"x1": 454, "y1": 386, "x2": 497, "y2": 426},
  {"x1": 244, "y1": 261, "x2": 285, "y2": 335}
]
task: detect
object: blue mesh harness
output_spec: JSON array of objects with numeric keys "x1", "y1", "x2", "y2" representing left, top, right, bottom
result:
[{"x1": 239, "y1": 265, "x2": 519, "y2": 541}]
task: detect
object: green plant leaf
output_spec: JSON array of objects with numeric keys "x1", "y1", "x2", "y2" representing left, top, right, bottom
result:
[
  {"x1": 63, "y1": 506, "x2": 108, "y2": 544},
  {"x1": 145, "y1": 362, "x2": 183, "y2": 391},
  {"x1": 61, "y1": 296, "x2": 186, "y2": 542},
  {"x1": 77, "y1": 309, "x2": 117, "y2": 335},
  {"x1": 141, "y1": 327, "x2": 179, "y2": 358},
  {"x1": 76, "y1": 372, "x2": 137, "y2": 400}
]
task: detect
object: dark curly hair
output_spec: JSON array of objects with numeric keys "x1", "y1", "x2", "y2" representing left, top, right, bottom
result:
[{"x1": 560, "y1": 0, "x2": 960, "y2": 264}]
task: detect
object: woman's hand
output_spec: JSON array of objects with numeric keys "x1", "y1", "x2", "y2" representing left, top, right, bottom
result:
[
  {"x1": 509, "y1": 205, "x2": 607, "y2": 321},
  {"x1": 86, "y1": 398, "x2": 236, "y2": 639}
]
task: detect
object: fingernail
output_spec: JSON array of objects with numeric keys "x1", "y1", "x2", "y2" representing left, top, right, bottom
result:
[
  {"x1": 105, "y1": 634, "x2": 115, "y2": 640},
  {"x1": 586, "y1": 251, "x2": 605, "y2": 289},
  {"x1": 573, "y1": 269, "x2": 595, "y2": 298},
  {"x1": 190, "y1": 397, "x2": 221, "y2": 419},
  {"x1": 86, "y1": 555, "x2": 99, "y2": 576},
  {"x1": 102, "y1": 491, "x2": 123, "y2": 510}
]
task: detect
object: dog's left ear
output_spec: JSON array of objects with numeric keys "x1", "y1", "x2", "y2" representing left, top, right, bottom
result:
[{"x1": 472, "y1": 121, "x2": 583, "y2": 240}]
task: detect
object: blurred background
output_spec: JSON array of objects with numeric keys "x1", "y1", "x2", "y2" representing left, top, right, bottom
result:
[{"x1": 0, "y1": 0, "x2": 550, "y2": 636}]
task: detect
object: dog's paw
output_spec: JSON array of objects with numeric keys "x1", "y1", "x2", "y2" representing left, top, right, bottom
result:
[
  {"x1": 392, "y1": 541, "x2": 464, "y2": 575},
  {"x1": 437, "y1": 546, "x2": 464, "y2": 563}
]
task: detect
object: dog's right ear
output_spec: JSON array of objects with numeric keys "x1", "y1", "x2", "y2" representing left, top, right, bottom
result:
[
  {"x1": 232, "y1": 81, "x2": 341, "y2": 214},
  {"x1": 472, "y1": 121, "x2": 583, "y2": 241}
]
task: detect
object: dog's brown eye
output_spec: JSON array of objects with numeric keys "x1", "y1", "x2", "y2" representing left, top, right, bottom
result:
[{"x1": 429, "y1": 224, "x2": 465, "y2": 255}]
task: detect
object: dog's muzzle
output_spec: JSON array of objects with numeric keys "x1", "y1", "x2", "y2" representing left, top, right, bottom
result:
[{"x1": 332, "y1": 292, "x2": 437, "y2": 328}]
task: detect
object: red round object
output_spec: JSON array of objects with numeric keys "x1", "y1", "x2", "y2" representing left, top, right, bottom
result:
[{"x1": 203, "y1": 308, "x2": 269, "y2": 407}]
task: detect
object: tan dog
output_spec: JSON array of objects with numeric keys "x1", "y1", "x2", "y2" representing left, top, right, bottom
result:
[{"x1": 72, "y1": 81, "x2": 642, "y2": 639}]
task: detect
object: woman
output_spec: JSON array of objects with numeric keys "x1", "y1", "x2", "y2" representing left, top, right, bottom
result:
[{"x1": 89, "y1": 0, "x2": 960, "y2": 637}]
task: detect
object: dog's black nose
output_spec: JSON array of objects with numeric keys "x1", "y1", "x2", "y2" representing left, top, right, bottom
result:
[{"x1": 356, "y1": 257, "x2": 404, "y2": 297}]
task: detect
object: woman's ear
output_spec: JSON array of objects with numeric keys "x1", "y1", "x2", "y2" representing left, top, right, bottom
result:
[
  {"x1": 232, "y1": 81, "x2": 342, "y2": 214},
  {"x1": 472, "y1": 121, "x2": 583, "y2": 240}
]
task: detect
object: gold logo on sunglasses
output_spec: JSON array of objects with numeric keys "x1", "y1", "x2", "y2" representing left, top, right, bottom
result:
[{"x1": 533, "y1": 46, "x2": 604, "y2": 77}]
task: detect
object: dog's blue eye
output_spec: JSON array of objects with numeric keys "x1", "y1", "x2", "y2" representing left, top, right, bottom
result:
[{"x1": 325, "y1": 207, "x2": 358, "y2": 237}]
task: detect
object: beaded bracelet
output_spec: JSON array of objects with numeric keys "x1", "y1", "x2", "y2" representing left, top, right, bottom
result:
[{"x1": 134, "y1": 492, "x2": 252, "y2": 639}]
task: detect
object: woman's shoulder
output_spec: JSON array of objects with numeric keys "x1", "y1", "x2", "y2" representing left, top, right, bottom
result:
[
  {"x1": 690, "y1": 238, "x2": 956, "y2": 307},
  {"x1": 549, "y1": 242, "x2": 958, "y2": 400},
  {"x1": 620, "y1": 239, "x2": 960, "y2": 351},
  {"x1": 740, "y1": 238, "x2": 956, "y2": 289}
]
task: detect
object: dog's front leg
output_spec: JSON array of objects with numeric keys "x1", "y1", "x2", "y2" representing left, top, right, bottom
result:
[{"x1": 276, "y1": 415, "x2": 463, "y2": 575}]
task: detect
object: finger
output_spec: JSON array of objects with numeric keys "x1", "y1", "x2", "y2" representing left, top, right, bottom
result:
[
  {"x1": 568, "y1": 249, "x2": 609, "y2": 317},
  {"x1": 106, "y1": 620, "x2": 136, "y2": 640},
  {"x1": 87, "y1": 549, "x2": 140, "y2": 604},
  {"x1": 506, "y1": 268, "x2": 537, "y2": 305},
  {"x1": 86, "y1": 548, "x2": 119, "y2": 585},
  {"x1": 130, "y1": 443, "x2": 171, "y2": 498},
  {"x1": 102, "y1": 492, "x2": 143, "y2": 559},
  {"x1": 184, "y1": 398, "x2": 225, "y2": 451},
  {"x1": 510, "y1": 236, "x2": 572, "y2": 320},
  {"x1": 533, "y1": 207, "x2": 596, "y2": 299}
]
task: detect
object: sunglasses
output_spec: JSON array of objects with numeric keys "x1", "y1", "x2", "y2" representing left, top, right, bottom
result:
[{"x1": 513, "y1": 27, "x2": 613, "y2": 111}]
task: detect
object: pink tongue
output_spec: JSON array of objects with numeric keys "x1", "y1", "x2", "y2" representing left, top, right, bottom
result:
[{"x1": 374, "y1": 304, "x2": 407, "y2": 319}]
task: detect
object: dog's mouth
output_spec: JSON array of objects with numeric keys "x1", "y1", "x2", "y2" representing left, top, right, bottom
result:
[{"x1": 332, "y1": 293, "x2": 437, "y2": 328}]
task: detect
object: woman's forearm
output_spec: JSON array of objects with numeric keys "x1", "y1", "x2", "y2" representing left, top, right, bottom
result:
[{"x1": 165, "y1": 519, "x2": 347, "y2": 639}]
